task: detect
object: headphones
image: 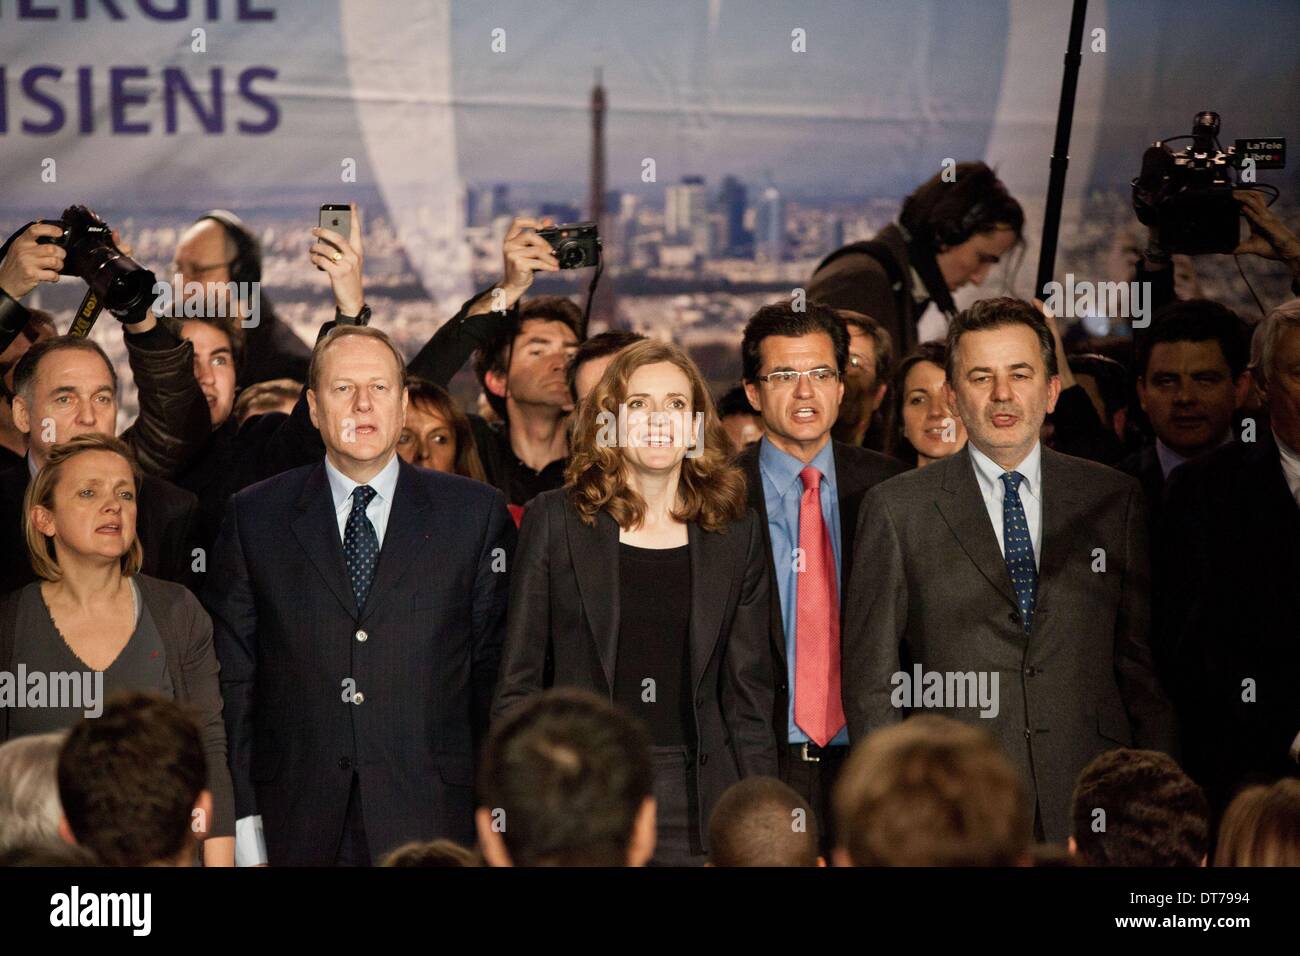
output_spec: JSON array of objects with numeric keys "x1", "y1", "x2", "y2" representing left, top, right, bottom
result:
[
  {"x1": 927, "y1": 164, "x2": 1002, "y2": 252},
  {"x1": 195, "y1": 209, "x2": 260, "y2": 285}
]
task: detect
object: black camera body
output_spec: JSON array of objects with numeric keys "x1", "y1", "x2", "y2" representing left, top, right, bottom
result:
[
  {"x1": 1132, "y1": 112, "x2": 1286, "y2": 255},
  {"x1": 33, "y1": 205, "x2": 155, "y2": 315},
  {"x1": 536, "y1": 221, "x2": 601, "y2": 269}
]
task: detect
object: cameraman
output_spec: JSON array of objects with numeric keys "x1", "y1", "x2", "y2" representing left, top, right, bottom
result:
[
  {"x1": 0, "y1": 221, "x2": 210, "y2": 481},
  {"x1": 809, "y1": 161, "x2": 1024, "y2": 355}
]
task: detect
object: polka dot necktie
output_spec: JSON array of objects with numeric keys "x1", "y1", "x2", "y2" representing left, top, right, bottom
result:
[
  {"x1": 344, "y1": 484, "x2": 379, "y2": 611},
  {"x1": 1000, "y1": 471, "x2": 1036, "y2": 632}
]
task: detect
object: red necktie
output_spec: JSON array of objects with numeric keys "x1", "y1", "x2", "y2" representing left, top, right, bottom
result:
[{"x1": 794, "y1": 466, "x2": 845, "y2": 747}]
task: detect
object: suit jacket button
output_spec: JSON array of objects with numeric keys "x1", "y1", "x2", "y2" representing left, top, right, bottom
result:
[
  {"x1": 1023, "y1": 666, "x2": 1036, "y2": 677},
  {"x1": 355, "y1": 629, "x2": 368, "y2": 643},
  {"x1": 1024, "y1": 728, "x2": 1032, "y2": 739},
  {"x1": 339, "y1": 757, "x2": 351, "y2": 770},
  {"x1": 1008, "y1": 611, "x2": 1021, "y2": 624},
  {"x1": 699, "y1": 752, "x2": 709, "y2": 766},
  {"x1": 353, "y1": 692, "x2": 365, "y2": 705}
]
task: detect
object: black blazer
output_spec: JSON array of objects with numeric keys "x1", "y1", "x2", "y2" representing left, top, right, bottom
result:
[
  {"x1": 0, "y1": 573, "x2": 234, "y2": 839},
  {"x1": 0, "y1": 461, "x2": 199, "y2": 593},
  {"x1": 1155, "y1": 432, "x2": 1300, "y2": 812},
  {"x1": 202, "y1": 457, "x2": 515, "y2": 865},
  {"x1": 843, "y1": 444, "x2": 1177, "y2": 842},
  {"x1": 493, "y1": 488, "x2": 779, "y2": 848},
  {"x1": 737, "y1": 439, "x2": 904, "y2": 772}
]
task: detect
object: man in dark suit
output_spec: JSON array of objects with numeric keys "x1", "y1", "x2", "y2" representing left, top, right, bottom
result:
[
  {"x1": 1, "y1": 336, "x2": 200, "y2": 590},
  {"x1": 1155, "y1": 299, "x2": 1300, "y2": 814},
  {"x1": 737, "y1": 300, "x2": 904, "y2": 849},
  {"x1": 843, "y1": 297, "x2": 1176, "y2": 844},
  {"x1": 1121, "y1": 299, "x2": 1251, "y2": 519},
  {"x1": 203, "y1": 325, "x2": 514, "y2": 866}
]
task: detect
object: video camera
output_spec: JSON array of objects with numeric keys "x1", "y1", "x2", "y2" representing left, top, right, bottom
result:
[{"x1": 1132, "y1": 111, "x2": 1286, "y2": 255}]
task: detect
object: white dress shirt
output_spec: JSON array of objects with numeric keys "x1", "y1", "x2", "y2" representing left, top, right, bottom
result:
[
  {"x1": 235, "y1": 452, "x2": 401, "y2": 867},
  {"x1": 1275, "y1": 430, "x2": 1300, "y2": 506},
  {"x1": 967, "y1": 441, "x2": 1043, "y2": 570}
]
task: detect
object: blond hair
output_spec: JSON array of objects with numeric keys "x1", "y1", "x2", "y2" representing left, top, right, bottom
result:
[{"x1": 24, "y1": 433, "x2": 144, "y2": 581}]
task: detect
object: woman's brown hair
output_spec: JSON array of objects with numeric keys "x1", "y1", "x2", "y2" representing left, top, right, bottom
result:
[
  {"x1": 565, "y1": 339, "x2": 746, "y2": 532},
  {"x1": 23, "y1": 433, "x2": 144, "y2": 582},
  {"x1": 1214, "y1": 780, "x2": 1300, "y2": 867},
  {"x1": 406, "y1": 377, "x2": 487, "y2": 483}
]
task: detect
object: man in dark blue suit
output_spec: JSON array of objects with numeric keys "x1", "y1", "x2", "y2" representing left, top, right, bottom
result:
[{"x1": 203, "y1": 325, "x2": 514, "y2": 866}]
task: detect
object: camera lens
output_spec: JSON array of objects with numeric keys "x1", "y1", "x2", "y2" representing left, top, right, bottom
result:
[{"x1": 555, "y1": 241, "x2": 586, "y2": 269}]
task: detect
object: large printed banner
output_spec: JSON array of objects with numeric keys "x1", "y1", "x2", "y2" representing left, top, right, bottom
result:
[{"x1": 1, "y1": 1, "x2": 1297, "y2": 357}]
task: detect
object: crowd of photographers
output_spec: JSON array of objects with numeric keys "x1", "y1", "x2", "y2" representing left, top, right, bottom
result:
[{"x1": 0, "y1": 156, "x2": 1298, "y2": 868}]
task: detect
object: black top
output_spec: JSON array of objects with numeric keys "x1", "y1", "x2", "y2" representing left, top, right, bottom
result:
[
  {"x1": 613, "y1": 542, "x2": 693, "y2": 747},
  {"x1": 469, "y1": 415, "x2": 567, "y2": 507}
]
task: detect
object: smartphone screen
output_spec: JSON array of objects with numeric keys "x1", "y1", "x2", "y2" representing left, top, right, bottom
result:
[{"x1": 319, "y1": 203, "x2": 351, "y2": 251}]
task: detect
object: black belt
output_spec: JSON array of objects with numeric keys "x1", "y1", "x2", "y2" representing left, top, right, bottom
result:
[{"x1": 790, "y1": 741, "x2": 847, "y2": 763}]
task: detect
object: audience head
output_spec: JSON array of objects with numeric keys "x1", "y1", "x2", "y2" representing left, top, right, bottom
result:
[
  {"x1": 741, "y1": 300, "x2": 849, "y2": 462},
  {"x1": 476, "y1": 689, "x2": 655, "y2": 867},
  {"x1": 1068, "y1": 353, "x2": 1129, "y2": 442},
  {"x1": 568, "y1": 329, "x2": 645, "y2": 404},
  {"x1": 898, "y1": 161, "x2": 1024, "y2": 292},
  {"x1": 473, "y1": 296, "x2": 582, "y2": 420},
  {"x1": 232, "y1": 377, "x2": 300, "y2": 424},
  {"x1": 945, "y1": 297, "x2": 1060, "y2": 469},
  {"x1": 708, "y1": 776, "x2": 821, "y2": 867},
  {"x1": 0, "y1": 732, "x2": 66, "y2": 856},
  {"x1": 832, "y1": 308, "x2": 892, "y2": 445},
  {"x1": 892, "y1": 340, "x2": 966, "y2": 467},
  {"x1": 173, "y1": 211, "x2": 260, "y2": 319},
  {"x1": 1250, "y1": 296, "x2": 1300, "y2": 453},
  {"x1": 380, "y1": 839, "x2": 480, "y2": 867},
  {"x1": 181, "y1": 317, "x2": 242, "y2": 429},
  {"x1": 1214, "y1": 779, "x2": 1300, "y2": 867},
  {"x1": 1069, "y1": 749, "x2": 1209, "y2": 867},
  {"x1": 306, "y1": 325, "x2": 408, "y2": 479},
  {"x1": 0, "y1": 309, "x2": 58, "y2": 433},
  {"x1": 24, "y1": 433, "x2": 142, "y2": 582},
  {"x1": 11, "y1": 337, "x2": 119, "y2": 469},
  {"x1": 833, "y1": 715, "x2": 1031, "y2": 866},
  {"x1": 57, "y1": 692, "x2": 210, "y2": 867},
  {"x1": 716, "y1": 384, "x2": 762, "y2": 453},
  {"x1": 567, "y1": 338, "x2": 744, "y2": 532},
  {"x1": 397, "y1": 377, "x2": 485, "y2": 480},
  {"x1": 1135, "y1": 299, "x2": 1251, "y2": 458}
]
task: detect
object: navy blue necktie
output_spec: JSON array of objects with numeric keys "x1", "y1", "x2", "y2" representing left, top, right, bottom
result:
[
  {"x1": 344, "y1": 484, "x2": 379, "y2": 611},
  {"x1": 1000, "y1": 471, "x2": 1036, "y2": 631}
]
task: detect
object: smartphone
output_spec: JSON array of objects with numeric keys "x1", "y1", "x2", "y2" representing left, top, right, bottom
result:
[{"x1": 319, "y1": 203, "x2": 351, "y2": 251}]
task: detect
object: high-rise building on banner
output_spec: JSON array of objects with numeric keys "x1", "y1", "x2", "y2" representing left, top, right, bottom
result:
[
  {"x1": 718, "y1": 175, "x2": 751, "y2": 256},
  {"x1": 587, "y1": 68, "x2": 615, "y2": 327},
  {"x1": 666, "y1": 176, "x2": 710, "y2": 258},
  {"x1": 755, "y1": 184, "x2": 785, "y2": 263}
]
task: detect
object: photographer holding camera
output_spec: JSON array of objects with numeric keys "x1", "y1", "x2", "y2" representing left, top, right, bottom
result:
[{"x1": 0, "y1": 209, "x2": 213, "y2": 593}]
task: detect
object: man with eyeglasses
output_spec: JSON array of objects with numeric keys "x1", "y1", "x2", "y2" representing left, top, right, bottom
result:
[
  {"x1": 172, "y1": 211, "x2": 313, "y2": 389},
  {"x1": 737, "y1": 300, "x2": 903, "y2": 852}
]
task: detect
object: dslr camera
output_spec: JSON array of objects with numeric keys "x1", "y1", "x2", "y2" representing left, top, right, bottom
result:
[
  {"x1": 33, "y1": 205, "x2": 155, "y2": 315},
  {"x1": 1132, "y1": 111, "x2": 1286, "y2": 255},
  {"x1": 536, "y1": 221, "x2": 601, "y2": 269}
]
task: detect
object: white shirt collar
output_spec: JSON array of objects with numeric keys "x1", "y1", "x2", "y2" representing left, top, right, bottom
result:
[
  {"x1": 1155, "y1": 433, "x2": 1231, "y2": 479},
  {"x1": 324, "y1": 451, "x2": 400, "y2": 514},
  {"x1": 968, "y1": 440, "x2": 1042, "y2": 499}
]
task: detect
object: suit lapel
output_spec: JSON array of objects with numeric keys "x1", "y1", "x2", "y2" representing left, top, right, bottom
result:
[
  {"x1": 567, "y1": 504, "x2": 620, "y2": 694},
  {"x1": 1035, "y1": 448, "x2": 1084, "y2": 612},
  {"x1": 832, "y1": 442, "x2": 863, "y2": 593},
  {"x1": 360, "y1": 460, "x2": 431, "y2": 625},
  {"x1": 936, "y1": 446, "x2": 1018, "y2": 610},
  {"x1": 292, "y1": 462, "x2": 358, "y2": 618},
  {"x1": 688, "y1": 521, "x2": 730, "y2": 694},
  {"x1": 742, "y1": 443, "x2": 788, "y2": 668}
]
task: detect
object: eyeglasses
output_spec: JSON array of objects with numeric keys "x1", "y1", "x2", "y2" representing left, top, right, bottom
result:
[{"x1": 756, "y1": 367, "x2": 840, "y2": 388}]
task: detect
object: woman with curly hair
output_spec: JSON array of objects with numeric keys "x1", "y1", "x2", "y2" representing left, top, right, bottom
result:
[{"x1": 492, "y1": 339, "x2": 778, "y2": 866}]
